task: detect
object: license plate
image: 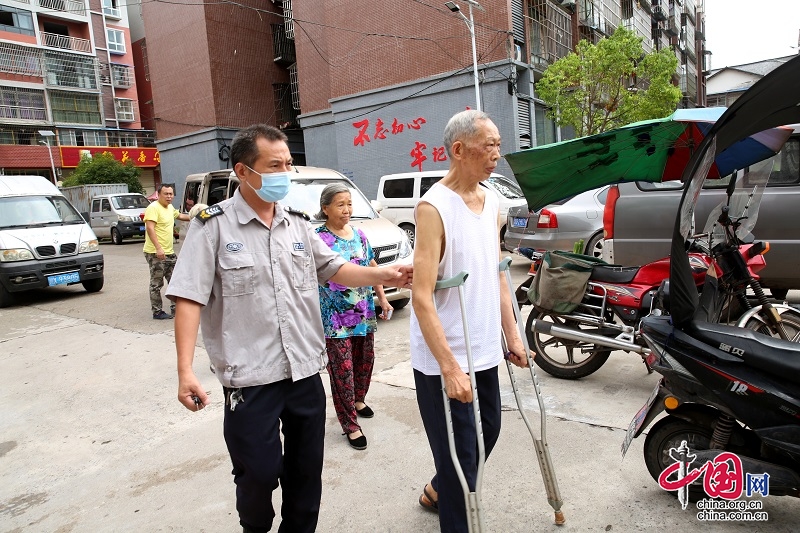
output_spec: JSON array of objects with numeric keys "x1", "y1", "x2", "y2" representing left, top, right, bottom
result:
[
  {"x1": 47, "y1": 271, "x2": 80, "y2": 286},
  {"x1": 512, "y1": 217, "x2": 527, "y2": 228},
  {"x1": 621, "y1": 384, "x2": 660, "y2": 457}
]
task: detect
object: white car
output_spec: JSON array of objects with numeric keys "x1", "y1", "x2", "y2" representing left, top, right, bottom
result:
[{"x1": 375, "y1": 170, "x2": 527, "y2": 247}]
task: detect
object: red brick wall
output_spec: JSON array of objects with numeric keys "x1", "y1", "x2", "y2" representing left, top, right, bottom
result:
[
  {"x1": 293, "y1": 1, "x2": 512, "y2": 114},
  {"x1": 131, "y1": 38, "x2": 155, "y2": 131},
  {"x1": 141, "y1": 2, "x2": 215, "y2": 139},
  {"x1": 204, "y1": 2, "x2": 287, "y2": 129}
]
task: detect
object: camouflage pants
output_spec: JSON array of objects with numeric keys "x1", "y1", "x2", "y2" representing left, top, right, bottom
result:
[{"x1": 145, "y1": 253, "x2": 177, "y2": 315}]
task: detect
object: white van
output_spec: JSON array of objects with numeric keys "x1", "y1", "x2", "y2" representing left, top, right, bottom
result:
[
  {"x1": 0, "y1": 175, "x2": 104, "y2": 308},
  {"x1": 375, "y1": 171, "x2": 527, "y2": 247},
  {"x1": 182, "y1": 166, "x2": 413, "y2": 309},
  {"x1": 89, "y1": 193, "x2": 150, "y2": 244}
]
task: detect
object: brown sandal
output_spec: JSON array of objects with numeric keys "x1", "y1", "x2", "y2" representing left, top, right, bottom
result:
[{"x1": 418, "y1": 484, "x2": 439, "y2": 513}]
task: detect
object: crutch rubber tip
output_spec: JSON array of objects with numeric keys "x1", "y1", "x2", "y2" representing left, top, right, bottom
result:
[{"x1": 554, "y1": 510, "x2": 566, "y2": 525}]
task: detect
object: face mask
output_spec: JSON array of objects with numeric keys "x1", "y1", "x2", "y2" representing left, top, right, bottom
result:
[{"x1": 245, "y1": 166, "x2": 291, "y2": 202}]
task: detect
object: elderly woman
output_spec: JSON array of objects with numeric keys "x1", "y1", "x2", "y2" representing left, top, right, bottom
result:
[{"x1": 316, "y1": 183, "x2": 392, "y2": 450}]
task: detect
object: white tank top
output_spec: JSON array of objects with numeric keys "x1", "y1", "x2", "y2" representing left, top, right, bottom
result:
[{"x1": 410, "y1": 182, "x2": 503, "y2": 375}]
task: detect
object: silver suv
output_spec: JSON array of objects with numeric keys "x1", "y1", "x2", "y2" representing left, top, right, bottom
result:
[{"x1": 602, "y1": 130, "x2": 800, "y2": 299}]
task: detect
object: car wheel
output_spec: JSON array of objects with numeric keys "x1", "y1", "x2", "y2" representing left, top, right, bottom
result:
[
  {"x1": 390, "y1": 297, "x2": 410, "y2": 311},
  {"x1": 82, "y1": 277, "x2": 104, "y2": 293},
  {"x1": 400, "y1": 223, "x2": 415, "y2": 248},
  {"x1": 111, "y1": 227, "x2": 123, "y2": 245},
  {"x1": 584, "y1": 232, "x2": 604, "y2": 259},
  {"x1": 0, "y1": 284, "x2": 14, "y2": 308}
]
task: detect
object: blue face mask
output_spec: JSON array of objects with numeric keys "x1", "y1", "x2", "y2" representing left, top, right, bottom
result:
[{"x1": 244, "y1": 166, "x2": 291, "y2": 203}]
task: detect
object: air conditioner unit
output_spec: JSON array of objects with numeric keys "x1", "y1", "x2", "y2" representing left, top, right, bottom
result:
[
  {"x1": 513, "y1": 44, "x2": 523, "y2": 62},
  {"x1": 561, "y1": 0, "x2": 576, "y2": 7}
]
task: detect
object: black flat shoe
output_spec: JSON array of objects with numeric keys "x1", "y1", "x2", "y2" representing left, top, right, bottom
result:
[
  {"x1": 356, "y1": 405, "x2": 374, "y2": 418},
  {"x1": 347, "y1": 433, "x2": 367, "y2": 450}
]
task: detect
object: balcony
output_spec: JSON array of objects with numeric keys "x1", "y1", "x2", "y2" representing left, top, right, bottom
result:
[
  {"x1": 41, "y1": 32, "x2": 92, "y2": 53},
  {"x1": 0, "y1": 42, "x2": 43, "y2": 76},
  {"x1": 651, "y1": 0, "x2": 667, "y2": 20},
  {"x1": 43, "y1": 50, "x2": 98, "y2": 90},
  {"x1": 270, "y1": 23, "x2": 296, "y2": 67},
  {"x1": 38, "y1": 0, "x2": 87, "y2": 17},
  {"x1": 111, "y1": 64, "x2": 134, "y2": 89}
]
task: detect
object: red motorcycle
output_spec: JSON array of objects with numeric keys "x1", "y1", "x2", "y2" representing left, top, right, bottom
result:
[{"x1": 515, "y1": 227, "x2": 800, "y2": 379}]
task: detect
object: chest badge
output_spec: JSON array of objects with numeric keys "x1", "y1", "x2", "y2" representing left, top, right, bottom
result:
[
  {"x1": 293, "y1": 242, "x2": 305, "y2": 251},
  {"x1": 226, "y1": 242, "x2": 244, "y2": 252}
]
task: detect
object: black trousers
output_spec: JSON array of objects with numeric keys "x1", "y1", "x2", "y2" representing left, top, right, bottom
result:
[
  {"x1": 223, "y1": 374, "x2": 326, "y2": 533},
  {"x1": 414, "y1": 367, "x2": 502, "y2": 533}
]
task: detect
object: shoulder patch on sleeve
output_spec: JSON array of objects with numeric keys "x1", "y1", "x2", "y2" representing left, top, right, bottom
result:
[
  {"x1": 286, "y1": 206, "x2": 310, "y2": 221},
  {"x1": 197, "y1": 204, "x2": 224, "y2": 223}
]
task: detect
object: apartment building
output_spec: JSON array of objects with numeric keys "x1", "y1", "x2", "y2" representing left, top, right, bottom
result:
[
  {"x1": 124, "y1": 1, "x2": 706, "y2": 200},
  {"x1": 286, "y1": 0, "x2": 707, "y2": 198},
  {"x1": 129, "y1": 0, "x2": 298, "y2": 196},
  {"x1": 0, "y1": 0, "x2": 158, "y2": 190}
]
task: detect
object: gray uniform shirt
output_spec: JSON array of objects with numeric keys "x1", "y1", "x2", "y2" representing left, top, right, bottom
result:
[{"x1": 166, "y1": 189, "x2": 346, "y2": 388}]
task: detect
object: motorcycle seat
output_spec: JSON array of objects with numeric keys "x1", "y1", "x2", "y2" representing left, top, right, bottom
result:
[
  {"x1": 686, "y1": 321, "x2": 800, "y2": 383},
  {"x1": 590, "y1": 265, "x2": 640, "y2": 284}
]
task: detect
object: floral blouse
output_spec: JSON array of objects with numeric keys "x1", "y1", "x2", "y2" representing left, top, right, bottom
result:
[{"x1": 316, "y1": 225, "x2": 378, "y2": 338}]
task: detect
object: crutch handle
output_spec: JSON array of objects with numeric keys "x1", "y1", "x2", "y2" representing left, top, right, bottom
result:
[{"x1": 435, "y1": 271, "x2": 469, "y2": 290}]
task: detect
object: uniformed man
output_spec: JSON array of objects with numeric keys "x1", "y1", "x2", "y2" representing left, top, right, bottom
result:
[{"x1": 166, "y1": 124, "x2": 412, "y2": 533}]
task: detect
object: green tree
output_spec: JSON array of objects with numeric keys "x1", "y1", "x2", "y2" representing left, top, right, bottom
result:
[
  {"x1": 61, "y1": 152, "x2": 144, "y2": 194},
  {"x1": 536, "y1": 27, "x2": 682, "y2": 137}
]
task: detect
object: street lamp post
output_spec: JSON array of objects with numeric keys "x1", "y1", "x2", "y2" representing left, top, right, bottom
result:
[
  {"x1": 38, "y1": 130, "x2": 58, "y2": 184},
  {"x1": 445, "y1": 0, "x2": 484, "y2": 112}
]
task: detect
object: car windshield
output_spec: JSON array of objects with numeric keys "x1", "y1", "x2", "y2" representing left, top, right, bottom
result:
[
  {"x1": 486, "y1": 176, "x2": 524, "y2": 199},
  {"x1": 0, "y1": 196, "x2": 84, "y2": 228},
  {"x1": 112, "y1": 195, "x2": 149, "y2": 210},
  {"x1": 283, "y1": 179, "x2": 377, "y2": 222}
]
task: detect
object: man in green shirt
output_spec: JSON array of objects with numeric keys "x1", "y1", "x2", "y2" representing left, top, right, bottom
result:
[{"x1": 143, "y1": 184, "x2": 190, "y2": 319}]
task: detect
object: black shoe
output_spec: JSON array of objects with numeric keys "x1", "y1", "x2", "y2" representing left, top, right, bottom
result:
[
  {"x1": 153, "y1": 310, "x2": 173, "y2": 320},
  {"x1": 356, "y1": 404, "x2": 374, "y2": 418},
  {"x1": 347, "y1": 432, "x2": 367, "y2": 450}
]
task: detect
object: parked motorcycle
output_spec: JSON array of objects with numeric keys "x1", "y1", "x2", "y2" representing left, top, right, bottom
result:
[
  {"x1": 516, "y1": 155, "x2": 800, "y2": 379},
  {"x1": 623, "y1": 55, "x2": 800, "y2": 504}
]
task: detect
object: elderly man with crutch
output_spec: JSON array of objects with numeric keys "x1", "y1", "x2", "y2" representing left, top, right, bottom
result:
[{"x1": 411, "y1": 110, "x2": 531, "y2": 532}]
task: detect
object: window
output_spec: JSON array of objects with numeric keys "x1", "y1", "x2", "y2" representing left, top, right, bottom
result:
[
  {"x1": 100, "y1": 199, "x2": 111, "y2": 212},
  {"x1": 769, "y1": 138, "x2": 800, "y2": 186},
  {"x1": 44, "y1": 51, "x2": 98, "y2": 89},
  {"x1": 107, "y1": 29, "x2": 126, "y2": 54},
  {"x1": 115, "y1": 99, "x2": 135, "y2": 122},
  {"x1": 382, "y1": 178, "x2": 414, "y2": 199},
  {"x1": 0, "y1": 43, "x2": 43, "y2": 76},
  {"x1": 82, "y1": 130, "x2": 106, "y2": 146},
  {"x1": 0, "y1": 86, "x2": 47, "y2": 121},
  {"x1": 102, "y1": 0, "x2": 122, "y2": 18},
  {"x1": 59, "y1": 129, "x2": 77, "y2": 145},
  {"x1": 420, "y1": 177, "x2": 441, "y2": 195},
  {"x1": 534, "y1": 103, "x2": 557, "y2": 146},
  {"x1": 117, "y1": 132, "x2": 137, "y2": 146},
  {"x1": 0, "y1": 6, "x2": 34, "y2": 36},
  {"x1": 111, "y1": 64, "x2": 133, "y2": 88},
  {"x1": 49, "y1": 90, "x2": 102, "y2": 124}
]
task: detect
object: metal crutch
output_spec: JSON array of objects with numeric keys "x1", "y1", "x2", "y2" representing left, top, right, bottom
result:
[
  {"x1": 499, "y1": 257, "x2": 566, "y2": 525},
  {"x1": 434, "y1": 271, "x2": 486, "y2": 533}
]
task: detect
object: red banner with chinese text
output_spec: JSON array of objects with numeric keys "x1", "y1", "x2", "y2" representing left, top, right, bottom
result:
[{"x1": 59, "y1": 147, "x2": 161, "y2": 168}]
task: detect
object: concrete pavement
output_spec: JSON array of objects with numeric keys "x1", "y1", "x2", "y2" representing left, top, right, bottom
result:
[{"x1": 1, "y1": 242, "x2": 799, "y2": 532}]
